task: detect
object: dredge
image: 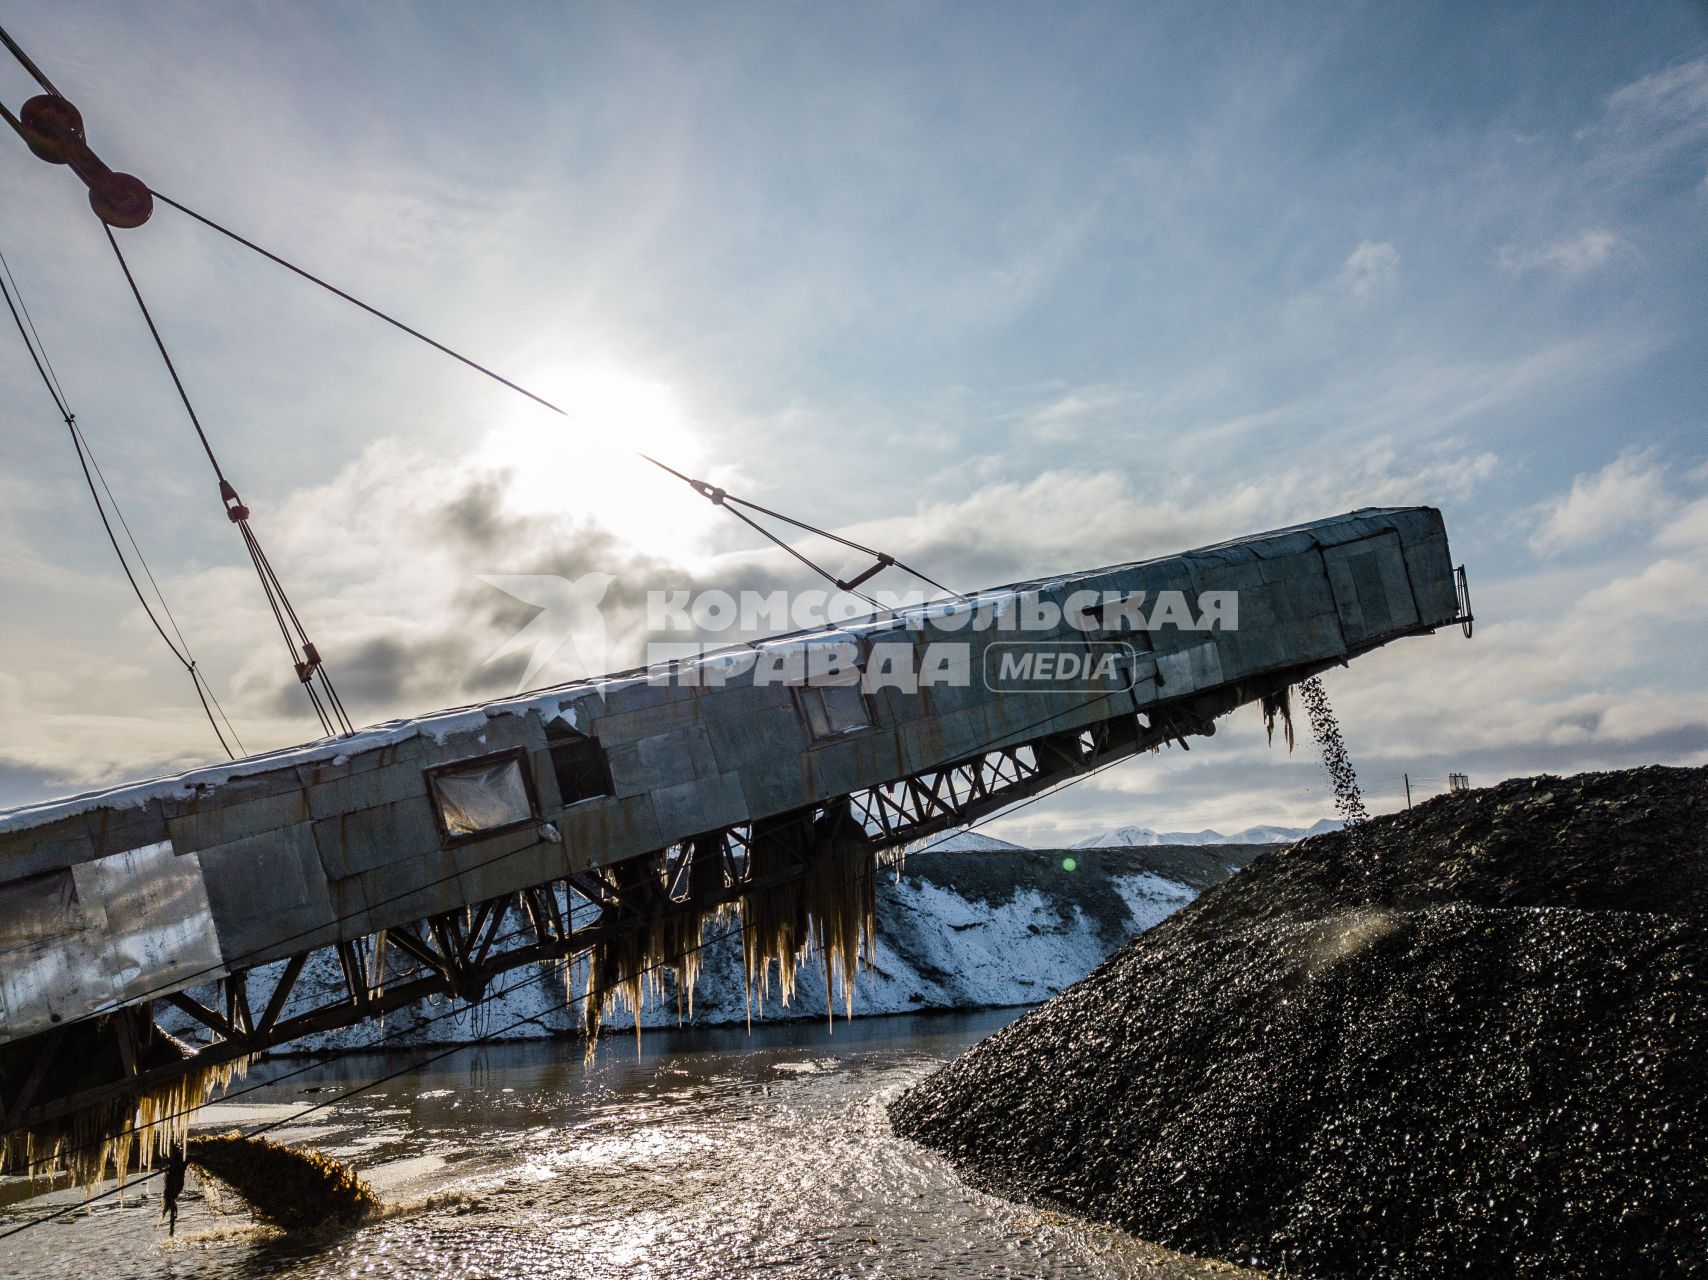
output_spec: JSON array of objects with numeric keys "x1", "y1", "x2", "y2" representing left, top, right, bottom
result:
[{"x1": 0, "y1": 508, "x2": 1471, "y2": 1179}]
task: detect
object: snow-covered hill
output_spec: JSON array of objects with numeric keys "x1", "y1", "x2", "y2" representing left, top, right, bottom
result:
[
  {"x1": 916, "y1": 829, "x2": 1029, "y2": 853},
  {"x1": 227, "y1": 845, "x2": 1240, "y2": 1054},
  {"x1": 1074, "y1": 818, "x2": 1342, "y2": 848}
]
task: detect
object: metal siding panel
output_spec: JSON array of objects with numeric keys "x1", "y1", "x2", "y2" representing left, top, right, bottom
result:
[
  {"x1": 1324, "y1": 531, "x2": 1418, "y2": 646},
  {"x1": 305, "y1": 762, "x2": 429, "y2": 820},
  {"x1": 1402, "y1": 535, "x2": 1459, "y2": 626},
  {"x1": 897, "y1": 708, "x2": 978, "y2": 775},
  {"x1": 554, "y1": 793, "x2": 664, "y2": 870},
  {"x1": 705, "y1": 704, "x2": 807, "y2": 775},
  {"x1": 85, "y1": 803, "x2": 170, "y2": 860},
  {"x1": 650, "y1": 771, "x2": 749, "y2": 838},
  {"x1": 85, "y1": 842, "x2": 224, "y2": 1008},
  {"x1": 200, "y1": 823, "x2": 337, "y2": 964},
  {"x1": 295, "y1": 738, "x2": 425, "y2": 788},
  {"x1": 588, "y1": 695, "x2": 702, "y2": 746},
  {"x1": 450, "y1": 826, "x2": 566, "y2": 904},
  {"x1": 167, "y1": 788, "x2": 311, "y2": 854},
  {"x1": 0, "y1": 818, "x2": 95, "y2": 881},
  {"x1": 608, "y1": 724, "x2": 720, "y2": 797},
  {"x1": 417, "y1": 716, "x2": 534, "y2": 767},
  {"x1": 354, "y1": 846, "x2": 464, "y2": 931},
  {"x1": 735, "y1": 760, "x2": 815, "y2": 823},
  {"x1": 313, "y1": 798, "x2": 439, "y2": 881},
  {"x1": 326, "y1": 875, "x2": 378, "y2": 938}
]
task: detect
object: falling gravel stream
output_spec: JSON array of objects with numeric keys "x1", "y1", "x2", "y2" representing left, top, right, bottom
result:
[{"x1": 0, "y1": 1010, "x2": 1250, "y2": 1279}]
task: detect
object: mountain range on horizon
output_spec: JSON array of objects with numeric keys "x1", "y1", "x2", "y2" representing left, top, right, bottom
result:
[
  {"x1": 1070, "y1": 819, "x2": 1344, "y2": 848},
  {"x1": 920, "y1": 821, "x2": 1343, "y2": 853}
]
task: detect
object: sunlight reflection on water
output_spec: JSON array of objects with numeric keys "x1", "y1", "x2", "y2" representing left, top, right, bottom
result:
[{"x1": 3, "y1": 1010, "x2": 1241, "y2": 1279}]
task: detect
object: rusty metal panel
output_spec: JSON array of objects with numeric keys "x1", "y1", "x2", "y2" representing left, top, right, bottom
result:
[
  {"x1": 305, "y1": 761, "x2": 429, "y2": 820},
  {"x1": 166, "y1": 787, "x2": 310, "y2": 853},
  {"x1": 736, "y1": 754, "x2": 816, "y2": 822},
  {"x1": 705, "y1": 702, "x2": 807, "y2": 776},
  {"x1": 554, "y1": 792, "x2": 664, "y2": 870},
  {"x1": 1403, "y1": 533, "x2": 1459, "y2": 625},
  {"x1": 897, "y1": 706, "x2": 995, "y2": 774},
  {"x1": 313, "y1": 798, "x2": 440, "y2": 881},
  {"x1": 85, "y1": 802, "x2": 170, "y2": 860},
  {"x1": 296, "y1": 738, "x2": 426, "y2": 790},
  {"x1": 417, "y1": 715, "x2": 535, "y2": 768},
  {"x1": 589, "y1": 693, "x2": 702, "y2": 746},
  {"x1": 0, "y1": 814, "x2": 94, "y2": 881},
  {"x1": 453, "y1": 828, "x2": 568, "y2": 904},
  {"x1": 806, "y1": 731, "x2": 901, "y2": 801},
  {"x1": 353, "y1": 846, "x2": 463, "y2": 930}
]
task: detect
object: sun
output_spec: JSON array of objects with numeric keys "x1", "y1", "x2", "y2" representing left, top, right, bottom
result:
[{"x1": 475, "y1": 365, "x2": 720, "y2": 562}]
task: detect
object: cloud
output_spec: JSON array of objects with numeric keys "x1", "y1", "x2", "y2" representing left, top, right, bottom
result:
[
  {"x1": 1335, "y1": 240, "x2": 1400, "y2": 301},
  {"x1": 1656, "y1": 493, "x2": 1708, "y2": 553},
  {"x1": 864, "y1": 435, "x2": 1499, "y2": 591},
  {"x1": 1498, "y1": 228, "x2": 1622, "y2": 277},
  {"x1": 1022, "y1": 387, "x2": 1133, "y2": 442},
  {"x1": 1577, "y1": 557, "x2": 1708, "y2": 622},
  {"x1": 1577, "y1": 56, "x2": 1708, "y2": 186},
  {"x1": 0, "y1": 758, "x2": 79, "y2": 812},
  {"x1": 1527, "y1": 451, "x2": 1676, "y2": 556}
]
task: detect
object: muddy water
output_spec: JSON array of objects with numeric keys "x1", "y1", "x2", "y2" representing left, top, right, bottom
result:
[{"x1": 2, "y1": 1010, "x2": 1247, "y2": 1279}]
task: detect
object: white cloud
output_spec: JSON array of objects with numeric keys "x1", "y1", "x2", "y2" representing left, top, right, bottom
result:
[
  {"x1": 1577, "y1": 56, "x2": 1708, "y2": 185},
  {"x1": 1022, "y1": 388, "x2": 1132, "y2": 442},
  {"x1": 1527, "y1": 451, "x2": 1676, "y2": 556},
  {"x1": 1498, "y1": 228, "x2": 1622, "y2": 277},
  {"x1": 1577, "y1": 557, "x2": 1708, "y2": 622},
  {"x1": 836, "y1": 435, "x2": 1503, "y2": 612},
  {"x1": 1335, "y1": 240, "x2": 1400, "y2": 301},
  {"x1": 1656, "y1": 493, "x2": 1708, "y2": 553}
]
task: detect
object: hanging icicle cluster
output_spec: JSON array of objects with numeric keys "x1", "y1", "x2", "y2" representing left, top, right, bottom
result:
[
  {"x1": 1, "y1": 1013, "x2": 248, "y2": 1192},
  {"x1": 735, "y1": 808, "x2": 878, "y2": 1024},
  {"x1": 1260, "y1": 685, "x2": 1297, "y2": 751},
  {"x1": 577, "y1": 803, "x2": 880, "y2": 1052},
  {"x1": 578, "y1": 840, "x2": 738, "y2": 1053}
]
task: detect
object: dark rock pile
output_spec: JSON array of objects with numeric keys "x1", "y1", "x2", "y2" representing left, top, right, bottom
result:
[{"x1": 890, "y1": 766, "x2": 1708, "y2": 1278}]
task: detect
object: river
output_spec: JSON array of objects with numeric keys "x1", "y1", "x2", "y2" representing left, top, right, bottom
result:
[{"x1": 2, "y1": 1009, "x2": 1248, "y2": 1279}]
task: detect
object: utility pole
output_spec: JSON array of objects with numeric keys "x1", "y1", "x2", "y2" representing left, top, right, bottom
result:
[{"x1": 1403, "y1": 773, "x2": 1412, "y2": 810}]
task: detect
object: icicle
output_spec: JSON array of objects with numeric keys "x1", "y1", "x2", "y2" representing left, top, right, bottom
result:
[
  {"x1": 576, "y1": 806, "x2": 879, "y2": 1058},
  {"x1": 1261, "y1": 686, "x2": 1296, "y2": 751},
  {"x1": 3, "y1": 1054, "x2": 249, "y2": 1192}
]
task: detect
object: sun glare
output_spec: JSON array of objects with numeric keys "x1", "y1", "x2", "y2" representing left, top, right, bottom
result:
[{"x1": 476, "y1": 366, "x2": 719, "y2": 562}]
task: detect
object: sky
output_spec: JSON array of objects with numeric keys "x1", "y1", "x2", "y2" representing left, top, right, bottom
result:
[{"x1": 1, "y1": 1, "x2": 1705, "y2": 842}]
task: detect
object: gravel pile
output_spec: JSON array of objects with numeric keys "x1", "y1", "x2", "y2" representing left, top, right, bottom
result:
[{"x1": 890, "y1": 766, "x2": 1707, "y2": 1278}]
